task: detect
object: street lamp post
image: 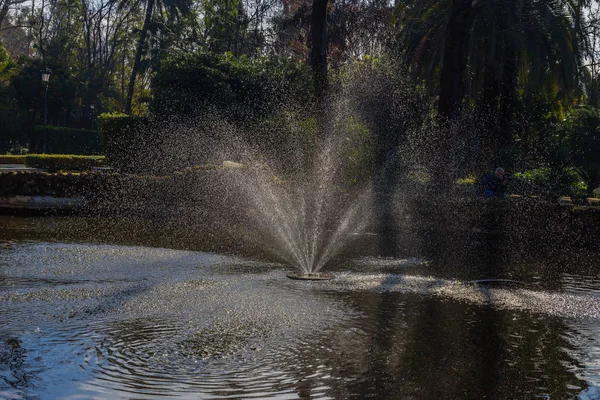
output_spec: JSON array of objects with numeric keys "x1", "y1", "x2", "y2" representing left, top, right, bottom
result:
[{"x1": 41, "y1": 67, "x2": 51, "y2": 153}]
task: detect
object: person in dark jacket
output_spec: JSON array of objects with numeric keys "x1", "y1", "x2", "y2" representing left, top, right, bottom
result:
[{"x1": 478, "y1": 167, "x2": 510, "y2": 198}]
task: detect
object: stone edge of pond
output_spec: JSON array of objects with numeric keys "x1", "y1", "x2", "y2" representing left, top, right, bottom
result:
[{"x1": 0, "y1": 195, "x2": 83, "y2": 214}]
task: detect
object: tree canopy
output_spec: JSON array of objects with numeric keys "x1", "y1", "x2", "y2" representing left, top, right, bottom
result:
[{"x1": 0, "y1": 0, "x2": 598, "y2": 193}]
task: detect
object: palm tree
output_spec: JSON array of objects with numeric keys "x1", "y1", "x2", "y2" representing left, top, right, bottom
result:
[
  {"x1": 394, "y1": 0, "x2": 590, "y2": 120},
  {"x1": 124, "y1": 0, "x2": 190, "y2": 114}
]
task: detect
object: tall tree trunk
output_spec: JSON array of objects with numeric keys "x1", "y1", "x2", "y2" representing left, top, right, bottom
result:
[
  {"x1": 0, "y1": 0, "x2": 10, "y2": 30},
  {"x1": 477, "y1": 5, "x2": 516, "y2": 168},
  {"x1": 225, "y1": 0, "x2": 232, "y2": 51},
  {"x1": 433, "y1": 0, "x2": 475, "y2": 187},
  {"x1": 125, "y1": 0, "x2": 154, "y2": 115},
  {"x1": 310, "y1": 0, "x2": 328, "y2": 100},
  {"x1": 494, "y1": 44, "x2": 517, "y2": 164},
  {"x1": 438, "y1": 0, "x2": 474, "y2": 119},
  {"x1": 82, "y1": 1, "x2": 94, "y2": 128},
  {"x1": 310, "y1": 0, "x2": 328, "y2": 143},
  {"x1": 591, "y1": 77, "x2": 600, "y2": 108}
]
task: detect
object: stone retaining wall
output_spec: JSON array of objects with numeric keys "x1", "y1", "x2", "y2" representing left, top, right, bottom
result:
[{"x1": 0, "y1": 195, "x2": 83, "y2": 210}]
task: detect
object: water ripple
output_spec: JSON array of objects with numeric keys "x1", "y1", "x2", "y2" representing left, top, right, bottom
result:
[
  {"x1": 330, "y1": 272, "x2": 600, "y2": 319},
  {"x1": 2, "y1": 242, "x2": 600, "y2": 399}
]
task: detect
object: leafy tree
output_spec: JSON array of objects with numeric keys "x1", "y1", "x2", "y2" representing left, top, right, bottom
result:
[
  {"x1": 0, "y1": 43, "x2": 20, "y2": 152},
  {"x1": 0, "y1": 41, "x2": 12, "y2": 79},
  {"x1": 394, "y1": 0, "x2": 589, "y2": 121},
  {"x1": 273, "y1": 0, "x2": 392, "y2": 75},
  {"x1": 564, "y1": 106, "x2": 600, "y2": 198},
  {"x1": 151, "y1": 51, "x2": 310, "y2": 119},
  {"x1": 9, "y1": 58, "x2": 84, "y2": 149},
  {"x1": 582, "y1": 3, "x2": 600, "y2": 108},
  {"x1": 125, "y1": 0, "x2": 191, "y2": 114},
  {"x1": 0, "y1": 0, "x2": 29, "y2": 30},
  {"x1": 202, "y1": 0, "x2": 249, "y2": 54}
]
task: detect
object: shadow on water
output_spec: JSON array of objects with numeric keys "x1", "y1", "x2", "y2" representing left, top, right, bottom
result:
[
  {"x1": 0, "y1": 337, "x2": 29, "y2": 393},
  {"x1": 318, "y1": 290, "x2": 589, "y2": 399}
]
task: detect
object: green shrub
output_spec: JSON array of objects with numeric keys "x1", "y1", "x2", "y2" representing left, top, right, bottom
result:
[
  {"x1": 98, "y1": 113, "x2": 148, "y2": 172},
  {"x1": 246, "y1": 114, "x2": 318, "y2": 173},
  {"x1": 341, "y1": 116, "x2": 375, "y2": 186},
  {"x1": 24, "y1": 154, "x2": 105, "y2": 172},
  {"x1": 0, "y1": 155, "x2": 26, "y2": 164},
  {"x1": 32, "y1": 126, "x2": 101, "y2": 155},
  {"x1": 456, "y1": 176, "x2": 476, "y2": 185},
  {"x1": 512, "y1": 167, "x2": 588, "y2": 200},
  {"x1": 152, "y1": 52, "x2": 311, "y2": 120}
]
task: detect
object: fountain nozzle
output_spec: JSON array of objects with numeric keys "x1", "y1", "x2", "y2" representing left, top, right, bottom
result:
[{"x1": 286, "y1": 272, "x2": 334, "y2": 281}]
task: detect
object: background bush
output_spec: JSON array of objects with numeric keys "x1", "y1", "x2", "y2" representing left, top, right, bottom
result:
[
  {"x1": 563, "y1": 106, "x2": 600, "y2": 198},
  {"x1": 151, "y1": 52, "x2": 311, "y2": 121},
  {"x1": 32, "y1": 126, "x2": 101, "y2": 155},
  {"x1": 512, "y1": 167, "x2": 588, "y2": 200}
]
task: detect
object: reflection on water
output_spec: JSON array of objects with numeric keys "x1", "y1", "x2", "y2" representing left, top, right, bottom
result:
[{"x1": 0, "y1": 216, "x2": 599, "y2": 399}]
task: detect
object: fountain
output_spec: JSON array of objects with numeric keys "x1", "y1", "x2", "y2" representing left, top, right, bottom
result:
[
  {"x1": 93, "y1": 64, "x2": 442, "y2": 279},
  {"x1": 208, "y1": 119, "x2": 375, "y2": 279},
  {"x1": 112, "y1": 96, "x2": 380, "y2": 279},
  {"x1": 286, "y1": 271, "x2": 334, "y2": 280}
]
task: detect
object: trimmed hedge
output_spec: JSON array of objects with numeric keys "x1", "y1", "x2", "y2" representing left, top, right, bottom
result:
[
  {"x1": 24, "y1": 154, "x2": 105, "y2": 172},
  {"x1": 32, "y1": 126, "x2": 101, "y2": 155},
  {"x1": 0, "y1": 155, "x2": 27, "y2": 164},
  {"x1": 98, "y1": 113, "x2": 149, "y2": 173}
]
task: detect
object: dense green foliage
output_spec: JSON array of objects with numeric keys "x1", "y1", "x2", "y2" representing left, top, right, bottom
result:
[
  {"x1": 0, "y1": 0, "x2": 599, "y2": 201},
  {"x1": 391, "y1": 0, "x2": 600, "y2": 183},
  {"x1": 31, "y1": 126, "x2": 101, "y2": 155},
  {"x1": 512, "y1": 106, "x2": 600, "y2": 199},
  {"x1": 151, "y1": 52, "x2": 312, "y2": 120},
  {"x1": 512, "y1": 168, "x2": 589, "y2": 200},
  {"x1": 562, "y1": 106, "x2": 600, "y2": 197},
  {"x1": 394, "y1": 0, "x2": 584, "y2": 117}
]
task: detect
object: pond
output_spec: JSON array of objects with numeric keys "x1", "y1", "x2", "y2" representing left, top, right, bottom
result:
[{"x1": 1, "y1": 215, "x2": 599, "y2": 399}]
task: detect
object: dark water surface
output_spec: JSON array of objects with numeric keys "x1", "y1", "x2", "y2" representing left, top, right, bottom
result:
[{"x1": 1, "y1": 216, "x2": 600, "y2": 399}]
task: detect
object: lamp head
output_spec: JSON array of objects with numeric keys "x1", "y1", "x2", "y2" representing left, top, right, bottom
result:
[{"x1": 41, "y1": 67, "x2": 51, "y2": 83}]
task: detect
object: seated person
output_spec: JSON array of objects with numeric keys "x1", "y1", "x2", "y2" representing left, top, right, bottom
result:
[{"x1": 477, "y1": 167, "x2": 510, "y2": 198}]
